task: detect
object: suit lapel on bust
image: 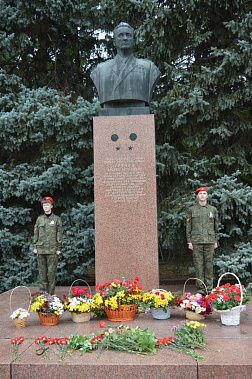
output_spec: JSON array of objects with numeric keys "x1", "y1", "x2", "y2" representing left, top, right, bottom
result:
[{"x1": 113, "y1": 55, "x2": 137, "y2": 91}]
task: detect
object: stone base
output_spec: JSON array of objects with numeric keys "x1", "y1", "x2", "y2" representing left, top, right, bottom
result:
[
  {"x1": 1, "y1": 286, "x2": 252, "y2": 379},
  {"x1": 93, "y1": 114, "x2": 159, "y2": 290},
  {"x1": 99, "y1": 106, "x2": 150, "y2": 116}
]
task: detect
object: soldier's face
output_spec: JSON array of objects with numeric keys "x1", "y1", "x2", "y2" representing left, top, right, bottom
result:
[
  {"x1": 114, "y1": 27, "x2": 134, "y2": 51},
  {"x1": 42, "y1": 201, "x2": 53, "y2": 214},
  {"x1": 196, "y1": 191, "x2": 208, "y2": 202}
]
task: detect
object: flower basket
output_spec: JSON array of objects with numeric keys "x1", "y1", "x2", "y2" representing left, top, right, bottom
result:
[
  {"x1": 10, "y1": 286, "x2": 31, "y2": 328},
  {"x1": 30, "y1": 292, "x2": 64, "y2": 322},
  {"x1": 216, "y1": 306, "x2": 241, "y2": 326},
  {"x1": 13, "y1": 318, "x2": 27, "y2": 328},
  {"x1": 182, "y1": 278, "x2": 209, "y2": 320},
  {"x1": 71, "y1": 312, "x2": 91, "y2": 323},
  {"x1": 213, "y1": 272, "x2": 243, "y2": 326},
  {"x1": 105, "y1": 303, "x2": 137, "y2": 321},
  {"x1": 38, "y1": 311, "x2": 60, "y2": 326},
  {"x1": 66, "y1": 279, "x2": 92, "y2": 322},
  {"x1": 151, "y1": 306, "x2": 172, "y2": 320},
  {"x1": 185, "y1": 310, "x2": 205, "y2": 321}
]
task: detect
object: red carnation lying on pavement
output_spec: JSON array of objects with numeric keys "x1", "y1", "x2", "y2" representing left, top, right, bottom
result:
[{"x1": 157, "y1": 337, "x2": 174, "y2": 346}]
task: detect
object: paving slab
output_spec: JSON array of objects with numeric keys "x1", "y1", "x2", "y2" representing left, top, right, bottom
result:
[{"x1": 1, "y1": 285, "x2": 251, "y2": 379}]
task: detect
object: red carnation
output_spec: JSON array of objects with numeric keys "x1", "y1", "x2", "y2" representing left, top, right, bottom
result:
[
  {"x1": 99, "y1": 320, "x2": 105, "y2": 328},
  {"x1": 234, "y1": 295, "x2": 241, "y2": 301}
]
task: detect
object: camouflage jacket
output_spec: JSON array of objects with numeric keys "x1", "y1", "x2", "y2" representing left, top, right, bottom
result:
[
  {"x1": 186, "y1": 203, "x2": 219, "y2": 244},
  {"x1": 34, "y1": 213, "x2": 63, "y2": 254}
]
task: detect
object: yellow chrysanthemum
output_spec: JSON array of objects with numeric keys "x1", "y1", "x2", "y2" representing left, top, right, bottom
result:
[{"x1": 187, "y1": 321, "x2": 207, "y2": 329}]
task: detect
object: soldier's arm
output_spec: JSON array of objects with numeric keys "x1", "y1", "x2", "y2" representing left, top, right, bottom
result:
[
  {"x1": 214, "y1": 208, "x2": 219, "y2": 248},
  {"x1": 33, "y1": 218, "x2": 39, "y2": 251},
  {"x1": 56, "y1": 217, "x2": 63, "y2": 252},
  {"x1": 214, "y1": 208, "x2": 219, "y2": 242},
  {"x1": 186, "y1": 208, "x2": 193, "y2": 248}
]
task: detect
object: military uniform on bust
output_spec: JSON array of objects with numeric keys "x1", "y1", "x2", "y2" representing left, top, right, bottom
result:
[
  {"x1": 33, "y1": 197, "x2": 63, "y2": 295},
  {"x1": 186, "y1": 187, "x2": 219, "y2": 294}
]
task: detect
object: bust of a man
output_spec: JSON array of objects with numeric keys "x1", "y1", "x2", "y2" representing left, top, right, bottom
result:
[{"x1": 90, "y1": 22, "x2": 160, "y2": 115}]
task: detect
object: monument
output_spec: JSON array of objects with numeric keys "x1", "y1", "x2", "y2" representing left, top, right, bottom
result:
[{"x1": 91, "y1": 22, "x2": 160, "y2": 290}]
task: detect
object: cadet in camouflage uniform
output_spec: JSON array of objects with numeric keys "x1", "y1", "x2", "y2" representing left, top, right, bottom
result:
[
  {"x1": 33, "y1": 197, "x2": 63, "y2": 294},
  {"x1": 186, "y1": 187, "x2": 219, "y2": 294}
]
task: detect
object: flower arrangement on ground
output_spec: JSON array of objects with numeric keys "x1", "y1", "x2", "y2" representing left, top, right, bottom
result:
[
  {"x1": 10, "y1": 336, "x2": 25, "y2": 361},
  {"x1": 177, "y1": 292, "x2": 213, "y2": 316},
  {"x1": 159, "y1": 321, "x2": 207, "y2": 360},
  {"x1": 206, "y1": 282, "x2": 250, "y2": 311},
  {"x1": 142, "y1": 290, "x2": 177, "y2": 312},
  {"x1": 10, "y1": 308, "x2": 30, "y2": 320},
  {"x1": 10, "y1": 321, "x2": 208, "y2": 361},
  {"x1": 69, "y1": 321, "x2": 158, "y2": 357},
  {"x1": 64, "y1": 286, "x2": 95, "y2": 314},
  {"x1": 94, "y1": 277, "x2": 143, "y2": 310},
  {"x1": 30, "y1": 292, "x2": 64, "y2": 315}
]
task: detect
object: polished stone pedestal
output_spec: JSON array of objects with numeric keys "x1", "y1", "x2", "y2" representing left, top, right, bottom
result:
[{"x1": 93, "y1": 114, "x2": 159, "y2": 290}]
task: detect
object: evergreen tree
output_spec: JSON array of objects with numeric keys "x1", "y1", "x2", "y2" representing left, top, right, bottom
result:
[{"x1": 0, "y1": 0, "x2": 251, "y2": 292}]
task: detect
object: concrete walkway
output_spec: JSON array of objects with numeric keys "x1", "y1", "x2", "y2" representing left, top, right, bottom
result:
[{"x1": 1, "y1": 285, "x2": 251, "y2": 379}]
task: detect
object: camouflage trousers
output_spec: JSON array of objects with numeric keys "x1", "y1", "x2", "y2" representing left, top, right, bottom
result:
[
  {"x1": 192, "y1": 243, "x2": 214, "y2": 295},
  {"x1": 37, "y1": 254, "x2": 58, "y2": 295}
]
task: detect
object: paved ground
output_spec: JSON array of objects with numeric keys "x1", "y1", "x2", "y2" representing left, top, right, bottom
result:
[{"x1": 1, "y1": 284, "x2": 251, "y2": 379}]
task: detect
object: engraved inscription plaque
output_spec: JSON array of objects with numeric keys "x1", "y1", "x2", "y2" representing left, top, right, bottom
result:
[{"x1": 104, "y1": 157, "x2": 146, "y2": 202}]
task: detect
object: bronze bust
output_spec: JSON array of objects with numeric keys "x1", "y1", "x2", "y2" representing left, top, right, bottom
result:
[{"x1": 91, "y1": 22, "x2": 160, "y2": 116}]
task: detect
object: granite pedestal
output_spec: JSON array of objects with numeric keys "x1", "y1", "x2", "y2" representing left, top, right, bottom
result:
[{"x1": 93, "y1": 114, "x2": 159, "y2": 290}]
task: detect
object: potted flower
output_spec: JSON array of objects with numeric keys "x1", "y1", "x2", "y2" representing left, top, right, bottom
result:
[
  {"x1": 64, "y1": 286, "x2": 95, "y2": 322},
  {"x1": 30, "y1": 292, "x2": 64, "y2": 326},
  {"x1": 10, "y1": 308, "x2": 30, "y2": 328},
  {"x1": 142, "y1": 289, "x2": 177, "y2": 319},
  {"x1": 177, "y1": 292, "x2": 213, "y2": 321},
  {"x1": 206, "y1": 272, "x2": 250, "y2": 326},
  {"x1": 94, "y1": 277, "x2": 143, "y2": 321}
]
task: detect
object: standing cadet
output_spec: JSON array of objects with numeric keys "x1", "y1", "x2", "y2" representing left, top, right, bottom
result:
[
  {"x1": 33, "y1": 197, "x2": 63, "y2": 294},
  {"x1": 186, "y1": 187, "x2": 219, "y2": 294}
]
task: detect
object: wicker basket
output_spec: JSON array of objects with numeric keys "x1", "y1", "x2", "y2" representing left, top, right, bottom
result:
[
  {"x1": 14, "y1": 317, "x2": 27, "y2": 328},
  {"x1": 150, "y1": 289, "x2": 172, "y2": 319},
  {"x1": 183, "y1": 278, "x2": 208, "y2": 321},
  {"x1": 151, "y1": 307, "x2": 172, "y2": 320},
  {"x1": 105, "y1": 304, "x2": 137, "y2": 321},
  {"x1": 68, "y1": 279, "x2": 92, "y2": 322},
  {"x1": 185, "y1": 310, "x2": 205, "y2": 321},
  {"x1": 214, "y1": 272, "x2": 243, "y2": 326},
  {"x1": 71, "y1": 312, "x2": 91, "y2": 323},
  {"x1": 38, "y1": 312, "x2": 59, "y2": 326},
  {"x1": 10, "y1": 286, "x2": 31, "y2": 328}
]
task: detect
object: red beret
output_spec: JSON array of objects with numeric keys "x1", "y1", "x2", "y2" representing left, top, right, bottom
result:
[
  {"x1": 195, "y1": 187, "x2": 208, "y2": 195},
  {"x1": 41, "y1": 196, "x2": 54, "y2": 205}
]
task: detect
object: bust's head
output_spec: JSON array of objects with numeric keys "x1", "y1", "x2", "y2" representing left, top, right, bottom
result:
[{"x1": 113, "y1": 22, "x2": 134, "y2": 52}]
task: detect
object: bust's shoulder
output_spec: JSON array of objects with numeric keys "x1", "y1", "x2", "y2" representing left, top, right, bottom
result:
[
  {"x1": 95, "y1": 58, "x2": 116, "y2": 69},
  {"x1": 134, "y1": 57, "x2": 155, "y2": 67}
]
